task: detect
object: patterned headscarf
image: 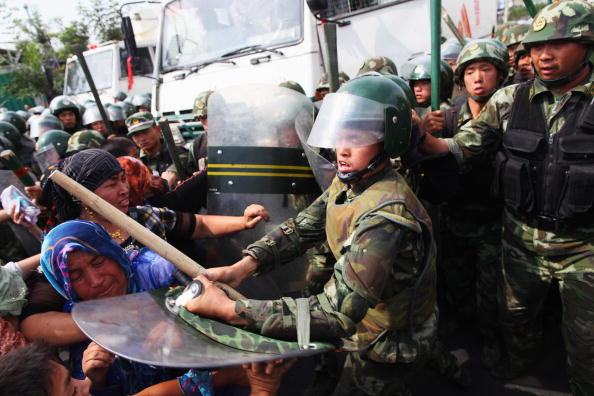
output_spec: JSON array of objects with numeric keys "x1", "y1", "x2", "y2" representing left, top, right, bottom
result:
[
  {"x1": 117, "y1": 156, "x2": 152, "y2": 206},
  {"x1": 40, "y1": 219, "x2": 133, "y2": 305},
  {"x1": 45, "y1": 149, "x2": 123, "y2": 222}
]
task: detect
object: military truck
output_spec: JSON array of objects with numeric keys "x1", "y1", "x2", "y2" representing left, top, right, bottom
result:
[{"x1": 151, "y1": 0, "x2": 497, "y2": 117}]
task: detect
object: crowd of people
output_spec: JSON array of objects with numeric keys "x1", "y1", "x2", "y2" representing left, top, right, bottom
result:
[{"x1": 0, "y1": 1, "x2": 592, "y2": 395}]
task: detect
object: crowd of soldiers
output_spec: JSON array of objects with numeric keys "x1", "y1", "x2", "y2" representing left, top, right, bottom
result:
[{"x1": 0, "y1": 1, "x2": 592, "y2": 395}]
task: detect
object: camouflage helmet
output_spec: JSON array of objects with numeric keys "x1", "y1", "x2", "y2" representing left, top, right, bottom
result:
[
  {"x1": 49, "y1": 95, "x2": 80, "y2": 118},
  {"x1": 522, "y1": 0, "x2": 594, "y2": 46},
  {"x1": 455, "y1": 39, "x2": 510, "y2": 85},
  {"x1": 316, "y1": 72, "x2": 351, "y2": 90},
  {"x1": 278, "y1": 81, "x2": 306, "y2": 95},
  {"x1": 113, "y1": 91, "x2": 127, "y2": 101},
  {"x1": 0, "y1": 121, "x2": 21, "y2": 147},
  {"x1": 497, "y1": 23, "x2": 530, "y2": 47},
  {"x1": 66, "y1": 129, "x2": 106, "y2": 154},
  {"x1": 357, "y1": 56, "x2": 398, "y2": 76},
  {"x1": 441, "y1": 37, "x2": 465, "y2": 60},
  {"x1": 406, "y1": 54, "x2": 454, "y2": 102},
  {"x1": 36, "y1": 129, "x2": 70, "y2": 157},
  {"x1": 0, "y1": 134, "x2": 14, "y2": 152},
  {"x1": 0, "y1": 111, "x2": 27, "y2": 135},
  {"x1": 308, "y1": 72, "x2": 412, "y2": 158},
  {"x1": 192, "y1": 90, "x2": 213, "y2": 119}
]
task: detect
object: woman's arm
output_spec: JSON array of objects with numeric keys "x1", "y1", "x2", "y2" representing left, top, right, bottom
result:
[
  {"x1": 191, "y1": 204, "x2": 270, "y2": 239},
  {"x1": 20, "y1": 311, "x2": 87, "y2": 345}
]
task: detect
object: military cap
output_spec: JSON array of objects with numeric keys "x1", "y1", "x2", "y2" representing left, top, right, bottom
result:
[
  {"x1": 357, "y1": 56, "x2": 398, "y2": 76},
  {"x1": 192, "y1": 90, "x2": 214, "y2": 119},
  {"x1": 125, "y1": 112, "x2": 156, "y2": 135},
  {"x1": 522, "y1": 0, "x2": 594, "y2": 46}
]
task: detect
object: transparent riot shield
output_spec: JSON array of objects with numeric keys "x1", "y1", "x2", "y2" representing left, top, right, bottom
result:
[
  {"x1": 0, "y1": 170, "x2": 41, "y2": 256},
  {"x1": 206, "y1": 84, "x2": 320, "y2": 297},
  {"x1": 34, "y1": 145, "x2": 60, "y2": 173}
]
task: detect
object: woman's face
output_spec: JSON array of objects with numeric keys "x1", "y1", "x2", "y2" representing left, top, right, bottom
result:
[
  {"x1": 67, "y1": 250, "x2": 127, "y2": 301},
  {"x1": 93, "y1": 171, "x2": 130, "y2": 213}
]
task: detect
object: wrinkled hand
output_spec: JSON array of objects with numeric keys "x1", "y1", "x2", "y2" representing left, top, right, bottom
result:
[
  {"x1": 422, "y1": 110, "x2": 445, "y2": 135},
  {"x1": 184, "y1": 275, "x2": 243, "y2": 325},
  {"x1": 243, "y1": 358, "x2": 297, "y2": 396},
  {"x1": 82, "y1": 342, "x2": 115, "y2": 389},
  {"x1": 204, "y1": 256, "x2": 258, "y2": 288},
  {"x1": 243, "y1": 204, "x2": 270, "y2": 229}
]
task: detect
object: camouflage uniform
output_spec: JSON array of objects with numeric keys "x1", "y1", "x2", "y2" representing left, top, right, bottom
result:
[
  {"x1": 446, "y1": 45, "x2": 594, "y2": 396},
  {"x1": 237, "y1": 166, "x2": 438, "y2": 396}
]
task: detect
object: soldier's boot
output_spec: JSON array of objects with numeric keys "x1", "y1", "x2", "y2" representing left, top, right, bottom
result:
[{"x1": 428, "y1": 339, "x2": 472, "y2": 388}]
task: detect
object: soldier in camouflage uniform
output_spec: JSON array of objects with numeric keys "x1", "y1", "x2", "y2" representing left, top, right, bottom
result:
[
  {"x1": 49, "y1": 96, "x2": 82, "y2": 134},
  {"x1": 405, "y1": 55, "x2": 454, "y2": 118},
  {"x1": 422, "y1": 38, "x2": 509, "y2": 368},
  {"x1": 189, "y1": 90, "x2": 213, "y2": 172},
  {"x1": 418, "y1": 2, "x2": 594, "y2": 394},
  {"x1": 315, "y1": 72, "x2": 350, "y2": 101},
  {"x1": 185, "y1": 74, "x2": 438, "y2": 396},
  {"x1": 357, "y1": 56, "x2": 398, "y2": 75}
]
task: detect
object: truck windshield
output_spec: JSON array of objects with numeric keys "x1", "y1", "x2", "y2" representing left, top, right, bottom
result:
[
  {"x1": 65, "y1": 50, "x2": 114, "y2": 95},
  {"x1": 160, "y1": 0, "x2": 303, "y2": 72}
]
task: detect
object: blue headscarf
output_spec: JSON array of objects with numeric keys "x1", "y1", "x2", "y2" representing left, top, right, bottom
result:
[{"x1": 40, "y1": 219, "x2": 134, "y2": 306}]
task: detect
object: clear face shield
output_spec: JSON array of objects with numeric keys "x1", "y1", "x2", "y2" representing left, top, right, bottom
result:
[{"x1": 296, "y1": 93, "x2": 387, "y2": 190}]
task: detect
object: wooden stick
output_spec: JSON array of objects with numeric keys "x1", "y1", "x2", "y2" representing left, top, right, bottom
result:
[{"x1": 48, "y1": 170, "x2": 246, "y2": 301}]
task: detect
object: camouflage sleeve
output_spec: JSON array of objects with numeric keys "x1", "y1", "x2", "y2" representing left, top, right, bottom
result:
[
  {"x1": 243, "y1": 190, "x2": 329, "y2": 275},
  {"x1": 447, "y1": 84, "x2": 517, "y2": 164},
  {"x1": 236, "y1": 217, "x2": 403, "y2": 340},
  {"x1": 165, "y1": 148, "x2": 193, "y2": 176}
]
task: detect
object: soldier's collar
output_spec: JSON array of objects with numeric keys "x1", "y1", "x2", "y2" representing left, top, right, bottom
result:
[
  {"x1": 348, "y1": 163, "x2": 391, "y2": 196},
  {"x1": 530, "y1": 68, "x2": 594, "y2": 101}
]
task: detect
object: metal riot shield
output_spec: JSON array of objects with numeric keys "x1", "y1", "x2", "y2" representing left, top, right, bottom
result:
[
  {"x1": 72, "y1": 288, "x2": 332, "y2": 368},
  {"x1": 0, "y1": 170, "x2": 41, "y2": 257},
  {"x1": 206, "y1": 84, "x2": 320, "y2": 297}
]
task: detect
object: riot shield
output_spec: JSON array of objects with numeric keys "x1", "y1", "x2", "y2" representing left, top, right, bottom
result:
[
  {"x1": 72, "y1": 288, "x2": 332, "y2": 368},
  {"x1": 34, "y1": 145, "x2": 60, "y2": 173},
  {"x1": 0, "y1": 170, "x2": 41, "y2": 257},
  {"x1": 206, "y1": 84, "x2": 320, "y2": 297}
]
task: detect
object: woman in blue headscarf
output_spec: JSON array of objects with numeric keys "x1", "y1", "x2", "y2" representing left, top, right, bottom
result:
[{"x1": 41, "y1": 219, "x2": 213, "y2": 396}]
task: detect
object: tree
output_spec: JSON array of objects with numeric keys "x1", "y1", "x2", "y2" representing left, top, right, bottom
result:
[
  {"x1": 78, "y1": 0, "x2": 123, "y2": 43},
  {"x1": 57, "y1": 23, "x2": 90, "y2": 61}
]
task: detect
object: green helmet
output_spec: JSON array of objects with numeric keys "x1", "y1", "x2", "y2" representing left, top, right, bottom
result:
[
  {"x1": 0, "y1": 121, "x2": 20, "y2": 147},
  {"x1": 113, "y1": 91, "x2": 127, "y2": 101},
  {"x1": 308, "y1": 72, "x2": 412, "y2": 159},
  {"x1": 316, "y1": 72, "x2": 351, "y2": 90},
  {"x1": 114, "y1": 101, "x2": 136, "y2": 118},
  {"x1": 523, "y1": 0, "x2": 594, "y2": 47},
  {"x1": 357, "y1": 56, "x2": 398, "y2": 76},
  {"x1": 406, "y1": 54, "x2": 454, "y2": 103},
  {"x1": 16, "y1": 110, "x2": 30, "y2": 121},
  {"x1": 49, "y1": 95, "x2": 81, "y2": 118},
  {"x1": 0, "y1": 134, "x2": 14, "y2": 152},
  {"x1": 0, "y1": 111, "x2": 26, "y2": 135},
  {"x1": 455, "y1": 39, "x2": 509, "y2": 85},
  {"x1": 66, "y1": 129, "x2": 106, "y2": 154},
  {"x1": 131, "y1": 94, "x2": 151, "y2": 110},
  {"x1": 382, "y1": 74, "x2": 415, "y2": 107},
  {"x1": 192, "y1": 90, "x2": 214, "y2": 119},
  {"x1": 36, "y1": 129, "x2": 70, "y2": 157},
  {"x1": 29, "y1": 114, "x2": 63, "y2": 140},
  {"x1": 278, "y1": 81, "x2": 306, "y2": 95}
]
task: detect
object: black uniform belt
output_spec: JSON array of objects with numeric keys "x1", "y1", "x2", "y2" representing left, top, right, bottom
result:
[{"x1": 518, "y1": 214, "x2": 591, "y2": 233}]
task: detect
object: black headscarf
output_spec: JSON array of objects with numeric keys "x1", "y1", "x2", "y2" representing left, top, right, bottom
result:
[{"x1": 44, "y1": 149, "x2": 123, "y2": 221}]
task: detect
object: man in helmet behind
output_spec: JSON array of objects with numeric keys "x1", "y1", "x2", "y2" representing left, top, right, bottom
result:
[
  {"x1": 417, "y1": 2, "x2": 594, "y2": 393},
  {"x1": 182, "y1": 74, "x2": 438, "y2": 396},
  {"x1": 406, "y1": 55, "x2": 454, "y2": 119},
  {"x1": 422, "y1": 38, "x2": 509, "y2": 369},
  {"x1": 49, "y1": 96, "x2": 82, "y2": 134}
]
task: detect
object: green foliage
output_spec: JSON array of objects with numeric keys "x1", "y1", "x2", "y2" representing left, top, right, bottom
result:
[
  {"x1": 78, "y1": 0, "x2": 123, "y2": 43},
  {"x1": 507, "y1": 3, "x2": 547, "y2": 21},
  {"x1": 57, "y1": 23, "x2": 90, "y2": 61}
]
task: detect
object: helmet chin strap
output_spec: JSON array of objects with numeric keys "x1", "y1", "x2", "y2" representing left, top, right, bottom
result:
[
  {"x1": 415, "y1": 101, "x2": 431, "y2": 108},
  {"x1": 535, "y1": 58, "x2": 590, "y2": 88},
  {"x1": 336, "y1": 151, "x2": 388, "y2": 184},
  {"x1": 469, "y1": 89, "x2": 497, "y2": 103}
]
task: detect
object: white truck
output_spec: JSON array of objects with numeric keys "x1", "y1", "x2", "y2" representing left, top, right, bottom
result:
[
  {"x1": 152, "y1": 0, "x2": 498, "y2": 117},
  {"x1": 63, "y1": 2, "x2": 160, "y2": 104}
]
